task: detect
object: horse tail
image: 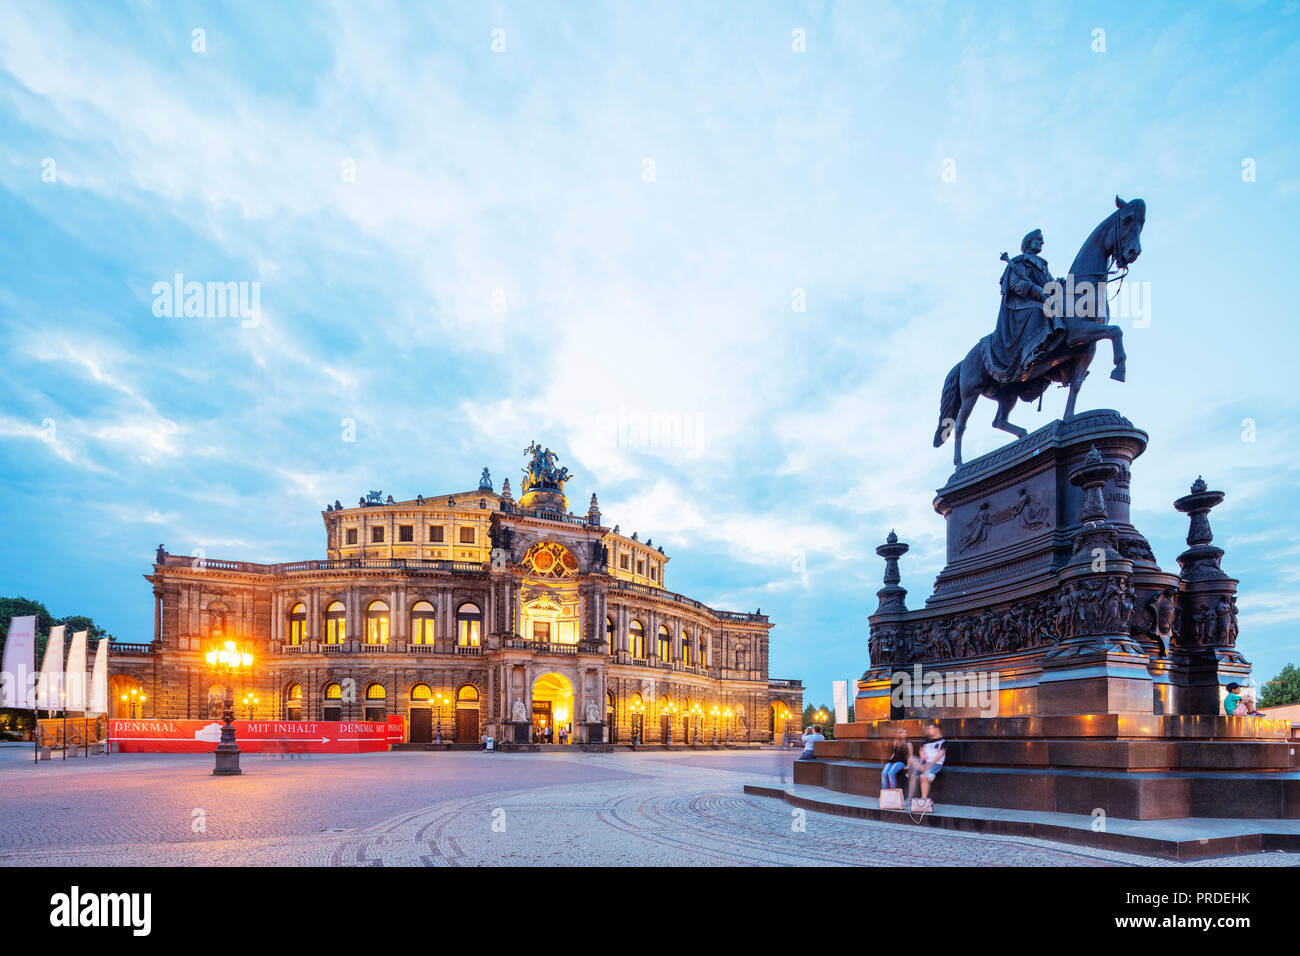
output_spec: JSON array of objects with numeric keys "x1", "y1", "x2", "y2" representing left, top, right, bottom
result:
[{"x1": 933, "y1": 362, "x2": 961, "y2": 447}]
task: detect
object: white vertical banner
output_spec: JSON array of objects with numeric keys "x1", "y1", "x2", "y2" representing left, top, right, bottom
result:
[
  {"x1": 832, "y1": 679, "x2": 849, "y2": 725},
  {"x1": 1, "y1": 615, "x2": 37, "y2": 709},
  {"x1": 88, "y1": 638, "x2": 109, "y2": 716},
  {"x1": 37, "y1": 625, "x2": 66, "y2": 713},
  {"x1": 65, "y1": 631, "x2": 88, "y2": 712}
]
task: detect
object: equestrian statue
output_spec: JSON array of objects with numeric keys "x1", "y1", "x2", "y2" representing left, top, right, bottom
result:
[{"x1": 933, "y1": 196, "x2": 1146, "y2": 466}]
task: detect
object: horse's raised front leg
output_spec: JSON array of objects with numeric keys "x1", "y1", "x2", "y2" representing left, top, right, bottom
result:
[
  {"x1": 991, "y1": 391, "x2": 1026, "y2": 439},
  {"x1": 1065, "y1": 319, "x2": 1126, "y2": 382}
]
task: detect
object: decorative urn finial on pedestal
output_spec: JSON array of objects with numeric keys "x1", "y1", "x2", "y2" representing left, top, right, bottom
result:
[
  {"x1": 875, "y1": 530, "x2": 909, "y2": 613},
  {"x1": 1172, "y1": 477, "x2": 1245, "y2": 679}
]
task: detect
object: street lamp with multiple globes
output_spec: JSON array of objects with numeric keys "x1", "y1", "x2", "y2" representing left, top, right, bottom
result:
[
  {"x1": 710, "y1": 705, "x2": 720, "y2": 746},
  {"x1": 119, "y1": 687, "x2": 147, "y2": 719},
  {"x1": 433, "y1": 690, "x2": 448, "y2": 745},
  {"x1": 690, "y1": 703, "x2": 703, "y2": 746},
  {"x1": 629, "y1": 697, "x2": 644, "y2": 746},
  {"x1": 723, "y1": 706, "x2": 734, "y2": 746},
  {"x1": 204, "y1": 639, "x2": 254, "y2": 776},
  {"x1": 664, "y1": 701, "x2": 678, "y2": 745},
  {"x1": 241, "y1": 693, "x2": 260, "y2": 720}
]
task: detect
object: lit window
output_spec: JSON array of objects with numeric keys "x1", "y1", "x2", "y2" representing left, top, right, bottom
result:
[
  {"x1": 366, "y1": 600, "x2": 390, "y2": 644},
  {"x1": 325, "y1": 601, "x2": 346, "y2": 644},
  {"x1": 410, "y1": 683, "x2": 432, "y2": 701},
  {"x1": 365, "y1": 683, "x2": 387, "y2": 700},
  {"x1": 410, "y1": 601, "x2": 435, "y2": 645},
  {"x1": 457, "y1": 602, "x2": 482, "y2": 647},
  {"x1": 324, "y1": 682, "x2": 343, "y2": 700},
  {"x1": 629, "y1": 620, "x2": 645, "y2": 658},
  {"x1": 287, "y1": 602, "x2": 306, "y2": 645}
]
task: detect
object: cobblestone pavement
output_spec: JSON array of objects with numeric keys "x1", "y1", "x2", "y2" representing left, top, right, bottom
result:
[{"x1": 0, "y1": 747, "x2": 1293, "y2": 866}]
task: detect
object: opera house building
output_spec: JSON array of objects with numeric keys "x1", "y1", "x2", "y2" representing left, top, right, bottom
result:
[{"x1": 109, "y1": 446, "x2": 803, "y2": 747}]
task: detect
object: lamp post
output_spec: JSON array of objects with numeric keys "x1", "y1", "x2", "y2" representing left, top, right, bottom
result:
[
  {"x1": 690, "y1": 703, "x2": 702, "y2": 745},
  {"x1": 664, "y1": 701, "x2": 677, "y2": 746},
  {"x1": 724, "y1": 707, "x2": 734, "y2": 747},
  {"x1": 433, "y1": 691, "x2": 447, "y2": 745},
  {"x1": 630, "y1": 697, "x2": 644, "y2": 747},
  {"x1": 120, "y1": 688, "x2": 146, "y2": 719},
  {"x1": 242, "y1": 693, "x2": 260, "y2": 721},
  {"x1": 710, "y1": 705, "x2": 720, "y2": 746},
  {"x1": 204, "y1": 640, "x2": 253, "y2": 776}
]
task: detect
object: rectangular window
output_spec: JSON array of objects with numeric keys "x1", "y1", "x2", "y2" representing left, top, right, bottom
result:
[
  {"x1": 637, "y1": 561, "x2": 644, "y2": 576},
  {"x1": 412, "y1": 617, "x2": 435, "y2": 645},
  {"x1": 620, "y1": 555, "x2": 630, "y2": 570},
  {"x1": 650, "y1": 566, "x2": 657, "y2": 581},
  {"x1": 346, "y1": 529, "x2": 358, "y2": 545},
  {"x1": 533, "y1": 621, "x2": 551, "y2": 643},
  {"x1": 327, "y1": 617, "x2": 346, "y2": 644},
  {"x1": 459, "y1": 527, "x2": 475, "y2": 544},
  {"x1": 399, "y1": 525, "x2": 414, "y2": 542},
  {"x1": 372, "y1": 526, "x2": 385, "y2": 543},
  {"x1": 458, "y1": 618, "x2": 481, "y2": 647},
  {"x1": 429, "y1": 526, "x2": 444, "y2": 543}
]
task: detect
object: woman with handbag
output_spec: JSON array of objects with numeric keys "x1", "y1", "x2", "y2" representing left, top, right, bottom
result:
[{"x1": 879, "y1": 728, "x2": 912, "y2": 810}]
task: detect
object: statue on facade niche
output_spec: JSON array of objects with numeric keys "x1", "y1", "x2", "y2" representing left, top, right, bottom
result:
[
  {"x1": 585, "y1": 701, "x2": 600, "y2": 724},
  {"x1": 512, "y1": 698, "x2": 527, "y2": 722}
]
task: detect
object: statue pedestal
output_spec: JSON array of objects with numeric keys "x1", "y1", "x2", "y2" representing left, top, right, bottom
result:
[
  {"x1": 507, "y1": 721, "x2": 531, "y2": 746},
  {"x1": 584, "y1": 722, "x2": 604, "y2": 744}
]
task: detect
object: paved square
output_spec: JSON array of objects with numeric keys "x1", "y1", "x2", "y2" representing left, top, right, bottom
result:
[{"x1": 0, "y1": 747, "x2": 1293, "y2": 866}]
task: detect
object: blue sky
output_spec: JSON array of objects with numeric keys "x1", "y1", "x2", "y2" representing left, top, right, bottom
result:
[{"x1": 1, "y1": 1, "x2": 1298, "y2": 706}]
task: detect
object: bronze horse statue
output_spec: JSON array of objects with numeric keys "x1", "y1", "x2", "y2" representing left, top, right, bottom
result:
[{"x1": 934, "y1": 196, "x2": 1146, "y2": 466}]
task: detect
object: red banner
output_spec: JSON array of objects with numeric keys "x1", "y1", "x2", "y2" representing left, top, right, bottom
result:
[
  {"x1": 108, "y1": 718, "x2": 392, "y2": 754},
  {"x1": 385, "y1": 714, "x2": 405, "y2": 744}
]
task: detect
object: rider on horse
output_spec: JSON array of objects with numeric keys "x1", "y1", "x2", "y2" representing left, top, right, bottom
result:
[{"x1": 982, "y1": 228, "x2": 1067, "y2": 392}]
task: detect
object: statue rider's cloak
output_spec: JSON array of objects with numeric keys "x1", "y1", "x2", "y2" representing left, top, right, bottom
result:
[{"x1": 982, "y1": 253, "x2": 1067, "y2": 389}]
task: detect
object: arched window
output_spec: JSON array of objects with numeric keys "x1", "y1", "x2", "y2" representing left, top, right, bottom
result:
[
  {"x1": 457, "y1": 602, "x2": 482, "y2": 647},
  {"x1": 411, "y1": 601, "x2": 436, "y2": 645},
  {"x1": 658, "y1": 625, "x2": 671, "y2": 662},
  {"x1": 629, "y1": 619, "x2": 645, "y2": 658},
  {"x1": 364, "y1": 682, "x2": 386, "y2": 721},
  {"x1": 699, "y1": 634, "x2": 709, "y2": 668},
  {"x1": 606, "y1": 616, "x2": 615, "y2": 645},
  {"x1": 323, "y1": 682, "x2": 343, "y2": 721},
  {"x1": 457, "y1": 684, "x2": 480, "y2": 703},
  {"x1": 325, "y1": 601, "x2": 346, "y2": 644},
  {"x1": 410, "y1": 683, "x2": 432, "y2": 702},
  {"x1": 284, "y1": 683, "x2": 303, "y2": 720},
  {"x1": 287, "y1": 603, "x2": 306, "y2": 645},
  {"x1": 366, "y1": 600, "x2": 390, "y2": 644},
  {"x1": 681, "y1": 629, "x2": 692, "y2": 666}
]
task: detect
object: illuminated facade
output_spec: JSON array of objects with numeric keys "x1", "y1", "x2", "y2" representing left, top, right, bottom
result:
[{"x1": 115, "y1": 447, "x2": 803, "y2": 746}]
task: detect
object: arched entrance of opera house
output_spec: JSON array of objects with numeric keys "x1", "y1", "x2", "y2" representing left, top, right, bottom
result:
[{"x1": 531, "y1": 672, "x2": 575, "y2": 744}]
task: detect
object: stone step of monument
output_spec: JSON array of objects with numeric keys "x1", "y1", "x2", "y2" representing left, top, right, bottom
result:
[
  {"x1": 816, "y1": 737, "x2": 1299, "y2": 771},
  {"x1": 833, "y1": 713, "x2": 1291, "y2": 740},
  {"x1": 794, "y1": 757, "x2": 1300, "y2": 820},
  {"x1": 743, "y1": 783, "x2": 1300, "y2": 861}
]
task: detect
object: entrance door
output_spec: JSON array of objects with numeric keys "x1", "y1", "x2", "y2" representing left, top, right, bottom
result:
[
  {"x1": 660, "y1": 715, "x2": 671, "y2": 743},
  {"x1": 323, "y1": 705, "x2": 341, "y2": 722},
  {"x1": 410, "y1": 708, "x2": 432, "y2": 744},
  {"x1": 456, "y1": 709, "x2": 478, "y2": 743},
  {"x1": 682, "y1": 716, "x2": 690, "y2": 743},
  {"x1": 532, "y1": 701, "x2": 552, "y2": 743}
]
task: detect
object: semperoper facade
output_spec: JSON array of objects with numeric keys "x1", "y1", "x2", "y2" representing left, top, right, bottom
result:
[{"x1": 116, "y1": 444, "x2": 802, "y2": 746}]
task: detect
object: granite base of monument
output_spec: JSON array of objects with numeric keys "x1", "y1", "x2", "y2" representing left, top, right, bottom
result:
[{"x1": 808, "y1": 410, "x2": 1299, "y2": 823}]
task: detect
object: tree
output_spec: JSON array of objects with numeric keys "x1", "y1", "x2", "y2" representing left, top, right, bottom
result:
[
  {"x1": 0, "y1": 596, "x2": 57, "y2": 640},
  {"x1": 802, "y1": 703, "x2": 835, "y2": 739},
  {"x1": 1260, "y1": 664, "x2": 1300, "y2": 709}
]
